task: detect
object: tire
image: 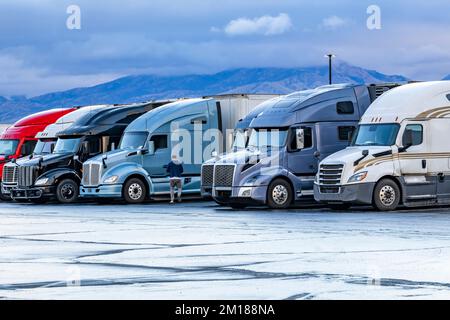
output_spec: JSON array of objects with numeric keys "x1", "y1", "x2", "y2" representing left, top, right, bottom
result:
[
  {"x1": 123, "y1": 178, "x2": 147, "y2": 204},
  {"x1": 229, "y1": 203, "x2": 247, "y2": 210},
  {"x1": 56, "y1": 179, "x2": 79, "y2": 204},
  {"x1": 267, "y1": 178, "x2": 293, "y2": 209},
  {"x1": 373, "y1": 178, "x2": 401, "y2": 211},
  {"x1": 328, "y1": 203, "x2": 352, "y2": 211}
]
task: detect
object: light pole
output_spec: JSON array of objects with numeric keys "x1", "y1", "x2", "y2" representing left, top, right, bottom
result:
[{"x1": 325, "y1": 54, "x2": 336, "y2": 85}]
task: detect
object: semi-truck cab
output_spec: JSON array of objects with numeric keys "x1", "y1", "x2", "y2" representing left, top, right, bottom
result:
[
  {"x1": 80, "y1": 94, "x2": 278, "y2": 204},
  {"x1": 201, "y1": 96, "x2": 284, "y2": 199},
  {"x1": 207, "y1": 83, "x2": 400, "y2": 209},
  {"x1": 10, "y1": 102, "x2": 168, "y2": 203},
  {"x1": 315, "y1": 81, "x2": 450, "y2": 211},
  {"x1": 0, "y1": 108, "x2": 76, "y2": 200},
  {"x1": 1, "y1": 105, "x2": 107, "y2": 197}
]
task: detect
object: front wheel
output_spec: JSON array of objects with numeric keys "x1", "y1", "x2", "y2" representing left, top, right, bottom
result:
[
  {"x1": 373, "y1": 178, "x2": 401, "y2": 211},
  {"x1": 123, "y1": 178, "x2": 147, "y2": 204},
  {"x1": 56, "y1": 179, "x2": 79, "y2": 204},
  {"x1": 267, "y1": 178, "x2": 293, "y2": 209}
]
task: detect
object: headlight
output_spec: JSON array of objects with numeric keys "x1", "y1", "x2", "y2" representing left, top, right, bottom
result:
[
  {"x1": 103, "y1": 175, "x2": 119, "y2": 184},
  {"x1": 238, "y1": 187, "x2": 252, "y2": 197},
  {"x1": 35, "y1": 178, "x2": 50, "y2": 186},
  {"x1": 347, "y1": 171, "x2": 368, "y2": 183}
]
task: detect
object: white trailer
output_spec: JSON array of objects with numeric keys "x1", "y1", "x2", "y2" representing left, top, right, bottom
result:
[{"x1": 314, "y1": 81, "x2": 450, "y2": 211}]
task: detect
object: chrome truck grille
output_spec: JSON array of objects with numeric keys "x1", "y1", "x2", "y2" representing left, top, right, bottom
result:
[
  {"x1": 17, "y1": 166, "x2": 39, "y2": 188},
  {"x1": 82, "y1": 163, "x2": 102, "y2": 186},
  {"x1": 214, "y1": 165, "x2": 235, "y2": 188},
  {"x1": 2, "y1": 165, "x2": 18, "y2": 184},
  {"x1": 319, "y1": 164, "x2": 344, "y2": 194},
  {"x1": 201, "y1": 165, "x2": 214, "y2": 187}
]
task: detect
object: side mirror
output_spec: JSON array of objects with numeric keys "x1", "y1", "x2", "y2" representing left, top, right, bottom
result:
[
  {"x1": 147, "y1": 141, "x2": 155, "y2": 155},
  {"x1": 295, "y1": 128, "x2": 305, "y2": 150}
]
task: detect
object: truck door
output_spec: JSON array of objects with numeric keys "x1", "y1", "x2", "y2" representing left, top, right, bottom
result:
[
  {"x1": 426, "y1": 119, "x2": 450, "y2": 204},
  {"x1": 143, "y1": 134, "x2": 170, "y2": 178},
  {"x1": 286, "y1": 125, "x2": 316, "y2": 191},
  {"x1": 397, "y1": 122, "x2": 435, "y2": 202}
]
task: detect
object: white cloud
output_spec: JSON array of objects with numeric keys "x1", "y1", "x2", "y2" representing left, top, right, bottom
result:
[
  {"x1": 321, "y1": 15, "x2": 348, "y2": 30},
  {"x1": 224, "y1": 13, "x2": 293, "y2": 36}
]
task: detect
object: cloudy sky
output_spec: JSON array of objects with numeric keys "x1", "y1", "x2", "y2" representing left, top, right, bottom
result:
[{"x1": 1, "y1": 0, "x2": 450, "y2": 97}]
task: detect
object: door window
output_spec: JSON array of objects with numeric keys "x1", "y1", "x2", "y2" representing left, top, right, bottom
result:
[
  {"x1": 338, "y1": 126, "x2": 355, "y2": 141},
  {"x1": 289, "y1": 127, "x2": 313, "y2": 151},
  {"x1": 150, "y1": 135, "x2": 168, "y2": 151},
  {"x1": 21, "y1": 140, "x2": 37, "y2": 155},
  {"x1": 403, "y1": 124, "x2": 423, "y2": 146}
]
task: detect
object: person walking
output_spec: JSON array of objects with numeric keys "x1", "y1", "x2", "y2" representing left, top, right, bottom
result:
[{"x1": 167, "y1": 154, "x2": 184, "y2": 203}]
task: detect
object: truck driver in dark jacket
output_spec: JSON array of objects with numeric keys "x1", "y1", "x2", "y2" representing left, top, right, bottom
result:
[{"x1": 166, "y1": 154, "x2": 184, "y2": 203}]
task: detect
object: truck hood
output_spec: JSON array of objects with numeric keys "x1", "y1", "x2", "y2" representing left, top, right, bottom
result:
[
  {"x1": 87, "y1": 148, "x2": 141, "y2": 171},
  {"x1": 321, "y1": 146, "x2": 392, "y2": 167},
  {"x1": 19, "y1": 152, "x2": 74, "y2": 167}
]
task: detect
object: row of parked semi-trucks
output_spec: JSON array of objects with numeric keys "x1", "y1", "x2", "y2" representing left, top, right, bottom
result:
[{"x1": 1, "y1": 81, "x2": 450, "y2": 211}]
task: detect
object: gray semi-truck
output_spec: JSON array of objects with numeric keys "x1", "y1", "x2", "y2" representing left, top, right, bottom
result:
[{"x1": 203, "y1": 83, "x2": 400, "y2": 209}]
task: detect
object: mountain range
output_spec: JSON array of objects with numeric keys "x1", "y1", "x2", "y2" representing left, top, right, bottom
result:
[{"x1": 0, "y1": 61, "x2": 417, "y2": 123}]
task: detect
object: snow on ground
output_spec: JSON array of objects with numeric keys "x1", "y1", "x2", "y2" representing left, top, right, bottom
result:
[{"x1": 1, "y1": 200, "x2": 450, "y2": 299}]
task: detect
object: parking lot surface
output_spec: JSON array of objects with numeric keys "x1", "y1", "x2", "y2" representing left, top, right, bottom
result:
[{"x1": 1, "y1": 201, "x2": 450, "y2": 299}]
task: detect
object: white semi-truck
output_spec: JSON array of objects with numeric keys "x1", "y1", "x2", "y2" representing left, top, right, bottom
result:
[{"x1": 314, "y1": 81, "x2": 450, "y2": 211}]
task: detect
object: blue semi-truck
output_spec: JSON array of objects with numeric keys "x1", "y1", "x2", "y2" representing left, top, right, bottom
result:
[
  {"x1": 79, "y1": 94, "x2": 279, "y2": 203},
  {"x1": 203, "y1": 83, "x2": 400, "y2": 209}
]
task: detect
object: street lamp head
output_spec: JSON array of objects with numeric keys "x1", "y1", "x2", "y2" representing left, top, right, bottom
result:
[{"x1": 325, "y1": 54, "x2": 336, "y2": 58}]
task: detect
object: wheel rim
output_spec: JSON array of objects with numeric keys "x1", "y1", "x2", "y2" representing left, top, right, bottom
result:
[
  {"x1": 128, "y1": 183, "x2": 143, "y2": 201},
  {"x1": 272, "y1": 185, "x2": 288, "y2": 205},
  {"x1": 379, "y1": 185, "x2": 396, "y2": 206},
  {"x1": 61, "y1": 183, "x2": 75, "y2": 200}
]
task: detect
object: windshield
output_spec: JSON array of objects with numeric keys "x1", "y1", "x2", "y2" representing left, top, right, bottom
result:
[
  {"x1": 33, "y1": 139, "x2": 56, "y2": 155},
  {"x1": 232, "y1": 130, "x2": 248, "y2": 150},
  {"x1": 119, "y1": 132, "x2": 148, "y2": 149},
  {"x1": 0, "y1": 139, "x2": 19, "y2": 156},
  {"x1": 53, "y1": 138, "x2": 81, "y2": 154},
  {"x1": 247, "y1": 129, "x2": 288, "y2": 150},
  {"x1": 352, "y1": 124, "x2": 400, "y2": 147}
]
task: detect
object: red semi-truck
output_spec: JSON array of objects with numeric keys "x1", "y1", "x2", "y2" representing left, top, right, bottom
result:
[{"x1": 0, "y1": 108, "x2": 77, "y2": 200}]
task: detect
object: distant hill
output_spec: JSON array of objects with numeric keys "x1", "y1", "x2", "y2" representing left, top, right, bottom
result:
[
  {"x1": 0, "y1": 62, "x2": 408, "y2": 122},
  {"x1": 443, "y1": 75, "x2": 450, "y2": 80}
]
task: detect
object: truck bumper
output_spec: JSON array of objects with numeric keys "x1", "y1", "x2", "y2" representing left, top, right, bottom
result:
[
  {"x1": 213, "y1": 186, "x2": 267, "y2": 205},
  {"x1": 1, "y1": 183, "x2": 16, "y2": 196},
  {"x1": 11, "y1": 186, "x2": 55, "y2": 200},
  {"x1": 314, "y1": 183, "x2": 375, "y2": 205},
  {"x1": 80, "y1": 184, "x2": 123, "y2": 198}
]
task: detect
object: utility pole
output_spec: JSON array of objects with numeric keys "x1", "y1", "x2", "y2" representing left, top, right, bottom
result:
[{"x1": 325, "y1": 54, "x2": 336, "y2": 85}]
